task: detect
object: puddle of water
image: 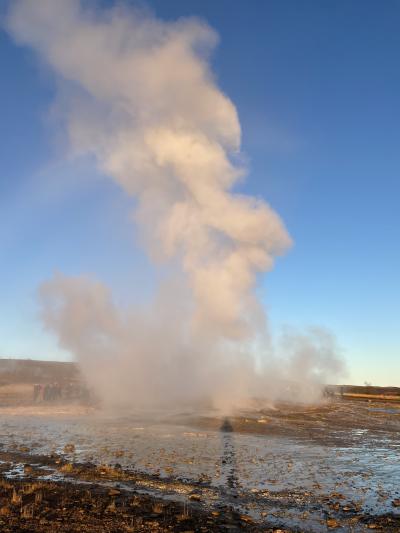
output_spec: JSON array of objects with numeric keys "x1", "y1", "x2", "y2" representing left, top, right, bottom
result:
[
  {"x1": 369, "y1": 407, "x2": 400, "y2": 415},
  {"x1": 4, "y1": 463, "x2": 25, "y2": 479}
]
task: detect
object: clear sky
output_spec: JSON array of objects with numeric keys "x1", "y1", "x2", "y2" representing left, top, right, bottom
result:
[{"x1": 1, "y1": 0, "x2": 399, "y2": 386}]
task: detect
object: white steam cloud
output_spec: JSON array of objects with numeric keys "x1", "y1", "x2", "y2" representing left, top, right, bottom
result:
[{"x1": 7, "y1": 0, "x2": 345, "y2": 409}]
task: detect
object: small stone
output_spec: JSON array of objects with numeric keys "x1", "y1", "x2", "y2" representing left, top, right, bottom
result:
[{"x1": 327, "y1": 518, "x2": 340, "y2": 529}]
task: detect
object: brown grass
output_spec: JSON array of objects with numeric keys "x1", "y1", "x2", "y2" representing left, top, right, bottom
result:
[{"x1": 343, "y1": 393, "x2": 400, "y2": 401}]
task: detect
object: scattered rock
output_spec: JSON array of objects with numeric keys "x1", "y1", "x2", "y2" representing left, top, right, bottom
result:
[
  {"x1": 63, "y1": 443, "x2": 75, "y2": 454},
  {"x1": 327, "y1": 518, "x2": 340, "y2": 528}
]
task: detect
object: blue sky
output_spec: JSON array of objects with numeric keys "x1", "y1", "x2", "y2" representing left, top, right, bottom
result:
[{"x1": 1, "y1": 0, "x2": 399, "y2": 385}]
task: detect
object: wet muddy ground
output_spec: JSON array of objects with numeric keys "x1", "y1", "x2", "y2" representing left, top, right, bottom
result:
[{"x1": 0, "y1": 398, "x2": 399, "y2": 531}]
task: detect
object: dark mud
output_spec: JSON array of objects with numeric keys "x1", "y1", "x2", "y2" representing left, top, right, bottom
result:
[
  {"x1": 0, "y1": 450, "x2": 287, "y2": 531},
  {"x1": 0, "y1": 475, "x2": 261, "y2": 532}
]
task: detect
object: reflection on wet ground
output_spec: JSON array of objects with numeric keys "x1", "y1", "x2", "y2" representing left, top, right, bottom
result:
[{"x1": 0, "y1": 400, "x2": 399, "y2": 531}]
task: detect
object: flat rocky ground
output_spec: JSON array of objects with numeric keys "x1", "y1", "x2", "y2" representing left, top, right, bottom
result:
[
  {"x1": 0, "y1": 388, "x2": 400, "y2": 531},
  {"x1": 186, "y1": 397, "x2": 400, "y2": 445}
]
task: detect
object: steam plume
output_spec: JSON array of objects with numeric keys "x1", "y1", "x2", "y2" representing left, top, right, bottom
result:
[{"x1": 7, "y1": 0, "x2": 344, "y2": 408}]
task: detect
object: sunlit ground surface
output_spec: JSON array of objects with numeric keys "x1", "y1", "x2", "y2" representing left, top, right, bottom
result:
[{"x1": 0, "y1": 400, "x2": 399, "y2": 532}]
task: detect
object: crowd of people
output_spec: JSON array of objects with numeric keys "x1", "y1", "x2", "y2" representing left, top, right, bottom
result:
[{"x1": 33, "y1": 382, "x2": 90, "y2": 403}]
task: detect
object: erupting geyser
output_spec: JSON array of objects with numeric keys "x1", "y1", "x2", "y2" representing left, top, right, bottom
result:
[{"x1": 7, "y1": 0, "x2": 345, "y2": 409}]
